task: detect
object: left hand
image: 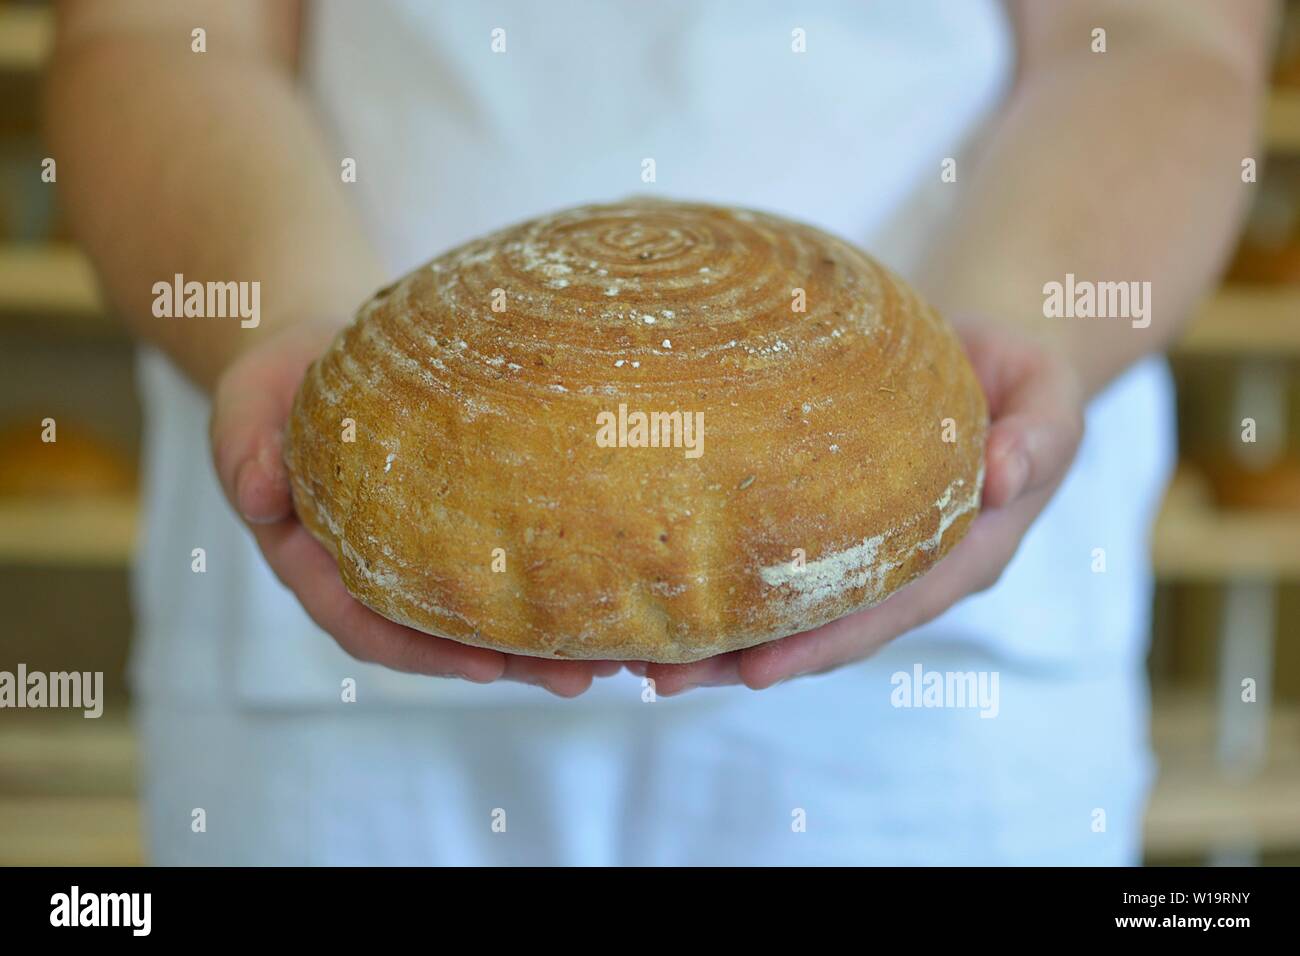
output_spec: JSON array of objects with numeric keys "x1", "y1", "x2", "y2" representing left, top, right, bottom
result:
[
  {"x1": 211, "y1": 318, "x2": 624, "y2": 698},
  {"x1": 631, "y1": 315, "x2": 1086, "y2": 694}
]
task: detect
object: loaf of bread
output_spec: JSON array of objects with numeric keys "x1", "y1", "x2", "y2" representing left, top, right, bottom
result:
[
  {"x1": 285, "y1": 199, "x2": 986, "y2": 662},
  {"x1": 0, "y1": 420, "x2": 135, "y2": 498},
  {"x1": 1205, "y1": 456, "x2": 1300, "y2": 511}
]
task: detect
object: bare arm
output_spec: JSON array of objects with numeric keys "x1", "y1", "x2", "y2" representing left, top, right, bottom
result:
[
  {"x1": 647, "y1": 0, "x2": 1278, "y2": 692},
  {"x1": 46, "y1": 0, "x2": 606, "y2": 695},
  {"x1": 919, "y1": 0, "x2": 1276, "y2": 398},
  {"x1": 45, "y1": 0, "x2": 385, "y2": 390}
]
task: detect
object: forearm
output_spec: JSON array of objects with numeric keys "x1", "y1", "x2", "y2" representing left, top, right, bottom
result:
[
  {"x1": 918, "y1": 39, "x2": 1267, "y2": 398},
  {"x1": 46, "y1": 8, "x2": 385, "y2": 390}
]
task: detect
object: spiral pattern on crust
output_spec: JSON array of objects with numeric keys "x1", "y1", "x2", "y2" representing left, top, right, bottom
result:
[{"x1": 365, "y1": 198, "x2": 935, "y2": 396}]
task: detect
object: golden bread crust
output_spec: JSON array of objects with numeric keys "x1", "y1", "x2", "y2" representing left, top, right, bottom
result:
[{"x1": 285, "y1": 200, "x2": 986, "y2": 662}]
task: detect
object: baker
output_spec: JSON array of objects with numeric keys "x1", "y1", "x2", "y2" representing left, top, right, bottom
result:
[{"x1": 46, "y1": 0, "x2": 1271, "y2": 865}]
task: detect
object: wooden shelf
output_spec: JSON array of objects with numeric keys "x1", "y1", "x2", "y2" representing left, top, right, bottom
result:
[
  {"x1": 1152, "y1": 467, "x2": 1300, "y2": 580},
  {"x1": 0, "y1": 244, "x2": 125, "y2": 339},
  {"x1": 0, "y1": 713, "x2": 141, "y2": 866},
  {"x1": 0, "y1": 712, "x2": 138, "y2": 798},
  {"x1": 0, "y1": 6, "x2": 51, "y2": 74},
  {"x1": 1176, "y1": 287, "x2": 1300, "y2": 356},
  {"x1": 0, "y1": 494, "x2": 138, "y2": 566},
  {"x1": 0, "y1": 244, "x2": 104, "y2": 318},
  {"x1": 1153, "y1": 507, "x2": 1300, "y2": 580},
  {"x1": 0, "y1": 795, "x2": 142, "y2": 866},
  {"x1": 1267, "y1": 88, "x2": 1300, "y2": 153},
  {"x1": 1145, "y1": 693, "x2": 1300, "y2": 858}
]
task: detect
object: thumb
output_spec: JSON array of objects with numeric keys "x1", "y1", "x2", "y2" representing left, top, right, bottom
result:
[
  {"x1": 211, "y1": 320, "x2": 345, "y2": 524},
  {"x1": 981, "y1": 393, "x2": 1083, "y2": 511},
  {"x1": 210, "y1": 349, "x2": 306, "y2": 525},
  {"x1": 210, "y1": 369, "x2": 295, "y2": 528},
  {"x1": 950, "y1": 319, "x2": 1083, "y2": 512}
]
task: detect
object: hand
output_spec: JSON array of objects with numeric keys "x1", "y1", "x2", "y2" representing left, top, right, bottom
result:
[
  {"x1": 632, "y1": 316, "x2": 1086, "y2": 695},
  {"x1": 209, "y1": 318, "x2": 622, "y2": 697}
]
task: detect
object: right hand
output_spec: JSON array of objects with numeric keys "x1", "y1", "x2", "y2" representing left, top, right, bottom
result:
[{"x1": 209, "y1": 318, "x2": 622, "y2": 697}]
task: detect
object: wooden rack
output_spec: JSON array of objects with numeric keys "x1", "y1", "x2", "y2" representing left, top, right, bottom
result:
[
  {"x1": 1146, "y1": 693, "x2": 1300, "y2": 859},
  {"x1": 0, "y1": 5, "x2": 51, "y2": 73}
]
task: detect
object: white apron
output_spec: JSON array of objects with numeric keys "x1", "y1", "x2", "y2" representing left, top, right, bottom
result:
[{"x1": 130, "y1": 0, "x2": 1174, "y2": 864}]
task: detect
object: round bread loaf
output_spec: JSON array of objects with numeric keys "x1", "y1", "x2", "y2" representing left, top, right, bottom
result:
[
  {"x1": 0, "y1": 420, "x2": 135, "y2": 498},
  {"x1": 285, "y1": 199, "x2": 986, "y2": 663}
]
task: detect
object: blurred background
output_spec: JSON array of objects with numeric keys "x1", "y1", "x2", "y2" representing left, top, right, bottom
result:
[{"x1": 1, "y1": 0, "x2": 1299, "y2": 865}]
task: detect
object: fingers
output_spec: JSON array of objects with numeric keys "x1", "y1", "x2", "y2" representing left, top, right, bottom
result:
[
  {"x1": 252, "y1": 518, "x2": 508, "y2": 682},
  {"x1": 738, "y1": 576, "x2": 942, "y2": 690},
  {"x1": 738, "y1": 496, "x2": 1038, "y2": 689},
  {"x1": 216, "y1": 326, "x2": 628, "y2": 697},
  {"x1": 721, "y1": 318, "x2": 1086, "y2": 691},
  {"x1": 501, "y1": 655, "x2": 601, "y2": 698},
  {"x1": 644, "y1": 326, "x2": 1086, "y2": 693},
  {"x1": 641, "y1": 651, "x2": 742, "y2": 696},
  {"x1": 252, "y1": 518, "x2": 624, "y2": 695}
]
